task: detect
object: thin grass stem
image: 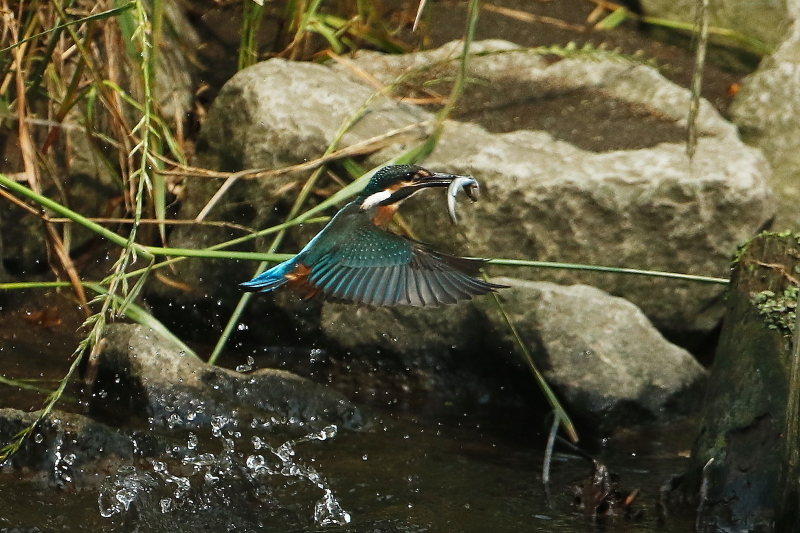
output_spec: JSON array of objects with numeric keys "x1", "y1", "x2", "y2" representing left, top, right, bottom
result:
[
  {"x1": 487, "y1": 280, "x2": 579, "y2": 442},
  {"x1": 0, "y1": 2, "x2": 136, "y2": 55},
  {"x1": 485, "y1": 258, "x2": 729, "y2": 284}
]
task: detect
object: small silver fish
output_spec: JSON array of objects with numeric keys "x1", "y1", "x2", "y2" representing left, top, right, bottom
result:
[{"x1": 447, "y1": 175, "x2": 480, "y2": 225}]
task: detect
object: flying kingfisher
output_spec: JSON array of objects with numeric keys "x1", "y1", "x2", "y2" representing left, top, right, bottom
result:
[{"x1": 240, "y1": 165, "x2": 505, "y2": 307}]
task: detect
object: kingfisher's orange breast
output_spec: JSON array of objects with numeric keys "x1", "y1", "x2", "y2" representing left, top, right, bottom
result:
[{"x1": 372, "y1": 204, "x2": 398, "y2": 228}]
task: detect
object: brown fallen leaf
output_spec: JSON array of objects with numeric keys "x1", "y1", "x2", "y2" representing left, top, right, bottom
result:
[{"x1": 21, "y1": 307, "x2": 62, "y2": 328}]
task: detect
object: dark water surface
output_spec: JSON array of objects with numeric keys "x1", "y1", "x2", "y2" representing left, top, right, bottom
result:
[{"x1": 0, "y1": 402, "x2": 695, "y2": 532}]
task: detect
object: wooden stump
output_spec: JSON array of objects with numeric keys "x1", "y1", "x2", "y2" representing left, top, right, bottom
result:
[{"x1": 688, "y1": 232, "x2": 800, "y2": 532}]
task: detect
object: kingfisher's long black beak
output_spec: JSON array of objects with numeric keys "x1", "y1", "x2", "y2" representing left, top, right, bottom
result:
[
  {"x1": 381, "y1": 172, "x2": 465, "y2": 205},
  {"x1": 413, "y1": 171, "x2": 462, "y2": 188}
]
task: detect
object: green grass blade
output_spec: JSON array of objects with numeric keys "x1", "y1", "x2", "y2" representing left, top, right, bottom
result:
[
  {"x1": 85, "y1": 283, "x2": 196, "y2": 357},
  {"x1": 0, "y1": 2, "x2": 136, "y2": 55},
  {"x1": 595, "y1": 7, "x2": 629, "y2": 30},
  {"x1": 485, "y1": 258, "x2": 729, "y2": 284},
  {"x1": 238, "y1": 0, "x2": 265, "y2": 69},
  {"x1": 487, "y1": 278, "x2": 579, "y2": 442}
]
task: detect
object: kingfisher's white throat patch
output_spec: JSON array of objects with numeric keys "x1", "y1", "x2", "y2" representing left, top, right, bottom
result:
[{"x1": 360, "y1": 190, "x2": 393, "y2": 209}]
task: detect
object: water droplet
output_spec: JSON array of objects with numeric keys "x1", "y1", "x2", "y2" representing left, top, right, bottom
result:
[
  {"x1": 167, "y1": 413, "x2": 182, "y2": 429},
  {"x1": 246, "y1": 455, "x2": 266, "y2": 472},
  {"x1": 314, "y1": 489, "x2": 351, "y2": 526}
]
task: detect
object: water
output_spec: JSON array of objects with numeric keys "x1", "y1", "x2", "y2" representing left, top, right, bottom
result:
[{"x1": 0, "y1": 403, "x2": 696, "y2": 532}]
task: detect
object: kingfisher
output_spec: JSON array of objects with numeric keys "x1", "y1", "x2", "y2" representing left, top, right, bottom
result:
[{"x1": 240, "y1": 165, "x2": 505, "y2": 307}]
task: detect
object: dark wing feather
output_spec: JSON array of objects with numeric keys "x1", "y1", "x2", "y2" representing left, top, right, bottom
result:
[{"x1": 305, "y1": 208, "x2": 503, "y2": 307}]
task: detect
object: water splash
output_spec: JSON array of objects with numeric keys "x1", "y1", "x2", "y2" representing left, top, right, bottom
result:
[
  {"x1": 98, "y1": 423, "x2": 350, "y2": 527},
  {"x1": 98, "y1": 467, "x2": 158, "y2": 518},
  {"x1": 236, "y1": 355, "x2": 255, "y2": 373},
  {"x1": 315, "y1": 489, "x2": 351, "y2": 526},
  {"x1": 244, "y1": 424, "x2": 350, "y2": 526}
]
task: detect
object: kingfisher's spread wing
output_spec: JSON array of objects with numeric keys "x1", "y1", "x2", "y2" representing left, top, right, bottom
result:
[{"x1": 303, "y1": 215, "x2": 503, "y2": 307}]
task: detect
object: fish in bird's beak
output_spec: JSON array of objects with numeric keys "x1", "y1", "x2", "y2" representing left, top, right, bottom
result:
[
  {"x1": 383, "y1": 170, "x2": 481, "y2": 224},
  {"x1": 447, "y1": 175, "x2": 480, "y2": 225},
  {"x1": 409, "y1": 171, "x2": 481, "y2": 224}
]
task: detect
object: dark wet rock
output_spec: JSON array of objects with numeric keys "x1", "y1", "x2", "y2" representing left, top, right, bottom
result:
[
  {"x1": 639, "y1": 0, "x2": 794, "y2": 49},
  {"x1": 322, "y1": 278, "x2": 706, "y2": 430},
  {"x1": 321, "y1": 299, "x2": 516, "y2": 406},
  {"x1": 0, "y1": 410, "x2": 351, "y2": 529},
  {"x1": 730, "y1": 19, "x2": 800, "y2": 231},
  {"x1": 0, "y1": 408, "x2": 163, "y2": 486},
  {"x1": 90, "y1": 323, "x2": 366, "y2": 431},
  {"x1": 676, "y1": 232, "x2": 800, "y2": 531},
  {"x1": 167, "y1": 40, "x2": 772, "y2": 335}
]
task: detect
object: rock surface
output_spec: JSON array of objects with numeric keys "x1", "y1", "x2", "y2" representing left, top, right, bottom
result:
[
  {"x1": 323, "y1": 278, "x2": 707, "y2": 430},
  {"x1": 0, "y1": 408, "x2": 163, "y2": 486},
  {"x1": 353, "y1": 42, "x2": 772, "y2": 333},
  {"x1": 321, "y1": 298, "x2": 517, "y2": 407},
  {"x1": 639, "y1": 0, "x2": 798, "y2": 49},
  {"x1": 170, "y1": 40, "x2": 773, "y2": 334},
  {"x1": 730, "y1": 19, "x2": 800, "y2": 231},
  {"x1": 674, "y1": 233, "x2": 800, "y2": 531},
  {"x1": 478, "y1": 279, "x2": 707, "y2": 429},
  {"x1": 91, "y1": 323, "x2": 366, "y2": 431}
]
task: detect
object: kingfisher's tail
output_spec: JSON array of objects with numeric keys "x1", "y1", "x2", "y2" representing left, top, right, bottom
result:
[{"x1": 240, "y1": 261, "x2": 294, "y2": 292}]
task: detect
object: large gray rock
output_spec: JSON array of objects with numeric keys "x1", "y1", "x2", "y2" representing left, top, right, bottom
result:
[
  {"x1": 639, "y1": 0, "x2": 799, "y2": 49},
  {"x1": 353, "y1": 42, "x2": 772, "y2": 333},
  {"x1": 176, "y1": 40, "x2": 772, "y2": 333},
  {"x1": 322, "y1": 278, "x2": 707, "y2": 430},
  {"x1": 730, "y1": 18, "x2": 800, "y2": 231},
  {"x1": 478, "y1": 279, "x2": 707, "y2": 429},
  {"x1": 91, "y1": 323, "x2": 366, "y2": 431},
  {"x1": 321, "y1": 299, "x2": 508, "y2": 405}
]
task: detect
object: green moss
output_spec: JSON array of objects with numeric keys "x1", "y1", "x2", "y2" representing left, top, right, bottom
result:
[
  {"x1": 731, "y1": 240, "x2": 750, "y2": 268},
  {"x1": 733, "y1": 231, "x2": 800, "y2": 268},
  {"x1": 751, "y1": 286, "x2": 799, "y2": 336}
]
